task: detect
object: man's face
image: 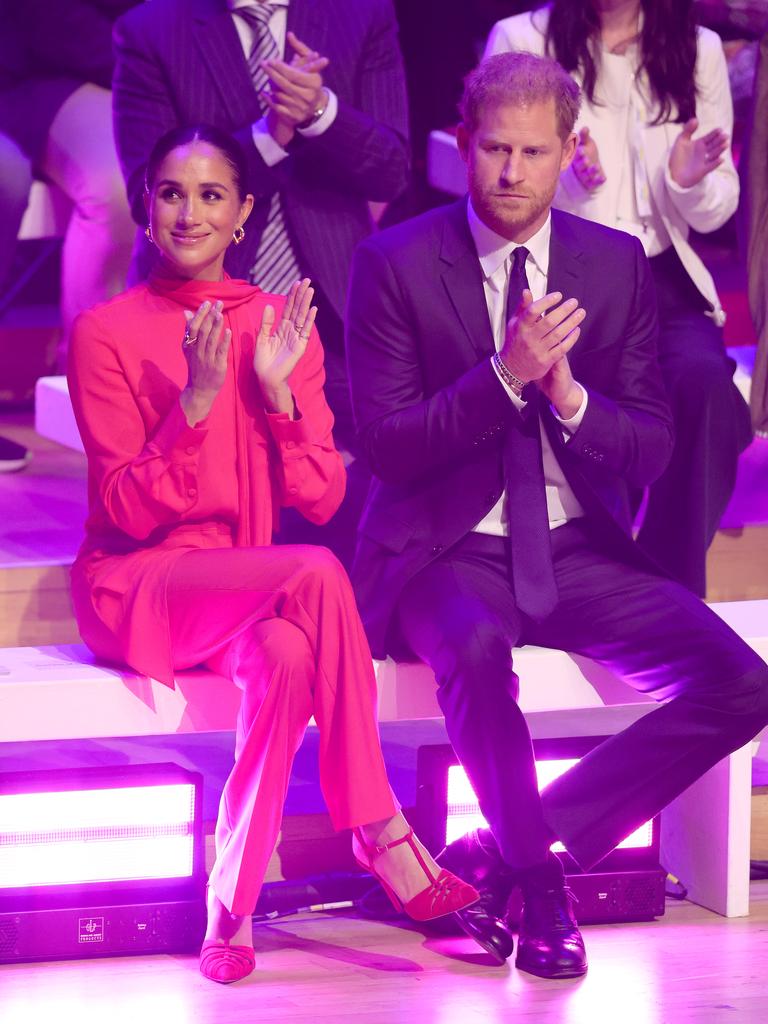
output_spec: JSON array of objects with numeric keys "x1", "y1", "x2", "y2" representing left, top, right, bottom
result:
[{"x1": 457, "y1": 98, "x2": 576, "y2": 242}]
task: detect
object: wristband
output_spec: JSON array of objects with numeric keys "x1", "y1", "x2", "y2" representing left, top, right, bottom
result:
[{"x1": 492, "y1": 351, "x2": 526, "y2": 398}]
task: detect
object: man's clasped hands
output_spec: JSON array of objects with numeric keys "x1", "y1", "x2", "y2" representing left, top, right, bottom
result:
[{"x1": 260, "y1": 30, "x2": 331, "y2": 147}]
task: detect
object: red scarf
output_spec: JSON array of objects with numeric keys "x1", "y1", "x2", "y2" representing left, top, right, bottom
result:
[{"x1": 147, "y1": 270, "x2": 284, "y2": 547}]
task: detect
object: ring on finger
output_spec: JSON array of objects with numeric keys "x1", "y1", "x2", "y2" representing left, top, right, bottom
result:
[{"x1": 183, "y1": 329, "x2": 198, "y2": 347}]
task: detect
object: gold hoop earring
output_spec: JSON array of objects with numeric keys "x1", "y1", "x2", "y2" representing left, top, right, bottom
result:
[
  {"x1": 145, "y1": 225, "x2": 154, "y2": 243},
  {"x1": 233, "y1": 226, "x2": 245, "y2": 245}
]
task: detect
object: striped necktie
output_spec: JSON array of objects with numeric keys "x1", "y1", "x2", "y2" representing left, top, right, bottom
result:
[
  {"x1": 503, "y1": 246, "x2": 558, "y2": 621},
  {"x1": 237, "y1": 3, "x2": 302, "y2": 294}
]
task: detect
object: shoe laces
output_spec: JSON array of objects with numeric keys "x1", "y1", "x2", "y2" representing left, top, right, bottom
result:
[{"x1": 528, "y1": 885, "x2": 579, "y2": 932}]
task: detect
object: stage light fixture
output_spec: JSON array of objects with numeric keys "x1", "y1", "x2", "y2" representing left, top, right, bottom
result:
[
  {"x1": 0, "y1": 763, "x2": 206, "y2": 963},
  {"x1": 416, "y1": 739, "x2": 666, "y2": 923},
  {"x1": 445, "y1": 759, "x2": 654, "y2": 853}
]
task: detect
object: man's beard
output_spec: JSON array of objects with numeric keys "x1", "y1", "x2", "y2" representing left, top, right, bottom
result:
[{"x1": 476, "y1": 184, "x2": 556, "y2": 237}]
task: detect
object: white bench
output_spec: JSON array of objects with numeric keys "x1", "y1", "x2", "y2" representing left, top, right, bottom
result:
[
  {"x1": 18, "y1": 180, "x2": 71, "y2": 242},
  {"x1": 34, "y1": 375, "x2": 83, "y2": 453},
  {"x1": 2, "y1": 599, "x2": 766, "y2": 918}
]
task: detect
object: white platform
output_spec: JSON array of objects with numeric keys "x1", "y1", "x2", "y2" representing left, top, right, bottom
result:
[
  {"x1": 1, "y1": 600, "x2": 766, "y2": 918},
  {"x1": 34, "y1": 375, "x2": 83, "y2": 453},
  {"x1": 18, "y1": 180, "x2": 71, "y2": 241},
  {"x1": 427, "y1": 129, "x2": 466, "y2": 197},
  {"x1": 731, "y1": 344, "x2": 756, "y2": 404}
]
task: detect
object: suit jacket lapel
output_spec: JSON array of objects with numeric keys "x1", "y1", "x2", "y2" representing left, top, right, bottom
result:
[
  {"x1": 546, "y1": 209, "x2": 583, "y2": 311},
  {"x1": 546, "y1": 209, "x2": 598, "y2": 377},
  {"x1": 439, "y1": 200, "x2": 496, "y2": 361}
]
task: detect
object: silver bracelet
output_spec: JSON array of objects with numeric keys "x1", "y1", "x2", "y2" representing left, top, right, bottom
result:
[{"x1": 492, "y1": 351, "x2": 525, "y2": 398}]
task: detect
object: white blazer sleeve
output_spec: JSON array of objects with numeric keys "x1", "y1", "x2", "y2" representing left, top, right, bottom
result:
[{"x1": 663, "y1": 28, "x2": 739, "y2": 233}]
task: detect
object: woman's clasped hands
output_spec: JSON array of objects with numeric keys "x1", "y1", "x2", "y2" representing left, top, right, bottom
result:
[{"x1": 178, "y1": 278, "x2": 316, "y2": 426}]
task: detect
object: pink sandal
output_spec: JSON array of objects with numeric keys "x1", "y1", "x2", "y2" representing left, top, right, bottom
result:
[
  {"x1": 353, "y1": 826, "x2": 479, "y2": 921},
  {"x1": 199, "y1": 939, "x2": 256, "y2": 984}
]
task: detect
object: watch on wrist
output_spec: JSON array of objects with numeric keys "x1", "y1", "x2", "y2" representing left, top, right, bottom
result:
[{"x1": 297, "y1": 89, "x2": 329, "y2": 130}]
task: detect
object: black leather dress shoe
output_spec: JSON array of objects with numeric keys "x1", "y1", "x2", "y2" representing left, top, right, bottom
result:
[
  {"x1": 437, "y1": 829, "x2": 516, "y2": 963},
  {"x1": 516, "y1": 878, "x2": 587, "y2": 979}
]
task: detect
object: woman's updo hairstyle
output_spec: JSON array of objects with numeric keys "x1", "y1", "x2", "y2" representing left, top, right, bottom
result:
[{"x1": 144, "y1": 124, "x2": 250, "y2": 201}]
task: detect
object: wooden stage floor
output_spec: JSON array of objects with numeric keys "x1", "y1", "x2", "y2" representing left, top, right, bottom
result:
[{"x1": 2, "y1": 884, "x2": 768, "y2": 1024}]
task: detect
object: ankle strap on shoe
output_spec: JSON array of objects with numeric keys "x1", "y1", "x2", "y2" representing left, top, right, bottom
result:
[{"x1": 367, "y1": 826, "x2": 415, "y2": 861}]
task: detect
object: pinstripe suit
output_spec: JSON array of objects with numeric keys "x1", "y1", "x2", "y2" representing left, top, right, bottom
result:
[{"x1": 112, "y1": 0, "x2": 410, "y2": 322}]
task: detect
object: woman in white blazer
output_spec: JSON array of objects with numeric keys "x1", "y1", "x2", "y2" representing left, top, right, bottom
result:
[{"x1": 485, "y1": 0, "x2": 752, "y2": 597}]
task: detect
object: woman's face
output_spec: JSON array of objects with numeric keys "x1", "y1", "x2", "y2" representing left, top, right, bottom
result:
[{"x1": 146, "y1": 141, "x2": 253, "y2": 281}]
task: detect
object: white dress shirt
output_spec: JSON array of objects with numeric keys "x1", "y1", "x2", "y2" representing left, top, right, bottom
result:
[
  {"x1": 228, "y1": 0, "x2": 338, "y2": 167},
  {"x1": 466, "y1": 201, "x2": 586, "y2": 536}
]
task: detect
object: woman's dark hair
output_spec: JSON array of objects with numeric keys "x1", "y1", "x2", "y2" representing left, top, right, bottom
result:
[
  {"x1": 543, "y1": 0, "x2": 698, "y2": 124},
  {"x1": 144, "y1": 124, "x2": 250, "y2": 201}
]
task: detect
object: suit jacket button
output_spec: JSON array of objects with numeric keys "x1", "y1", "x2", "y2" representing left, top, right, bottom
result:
[{"x1": 431, "y1": 544, "x2": 443, "y2": 555}]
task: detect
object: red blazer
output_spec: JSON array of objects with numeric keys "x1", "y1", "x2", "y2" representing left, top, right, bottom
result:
[{"x1": 68, "y1": 272, "x2": 345, "y2": 685}]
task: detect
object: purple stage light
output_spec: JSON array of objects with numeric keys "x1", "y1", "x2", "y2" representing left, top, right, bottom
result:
[
  {"x1": 445, "y1": 759, "x2": 654, "y2": 850},
  {"x1": 416, "y1": 741, "x2": 666, "y2": 923}
]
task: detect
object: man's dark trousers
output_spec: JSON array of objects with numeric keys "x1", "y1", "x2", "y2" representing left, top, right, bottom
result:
[{"x1": 396, "y1": 520, "x2": 768, "y2": 871}]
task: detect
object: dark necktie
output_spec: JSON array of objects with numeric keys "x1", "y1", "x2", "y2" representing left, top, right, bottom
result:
[
  {"x1": 237, "y1": 4, "x2": 302, "y2": 293},
  {"x1": 502, "y1": 247, "x2": 558, "y2": 620}
]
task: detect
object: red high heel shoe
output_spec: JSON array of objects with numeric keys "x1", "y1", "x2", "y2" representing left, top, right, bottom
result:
[
  {"x1": 353, "y1": 826, "x2": 479, "y2": 921},
  {"x1": 199, "y1": 939, "x2": 256, "y2": 984}
]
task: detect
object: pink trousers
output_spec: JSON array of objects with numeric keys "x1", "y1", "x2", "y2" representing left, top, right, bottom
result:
[{"x1": 166, "y1": 544, "x2": 396, "y2": 916}]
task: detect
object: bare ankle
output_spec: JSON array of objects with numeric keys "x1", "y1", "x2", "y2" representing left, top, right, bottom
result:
[
  {"x1": 358, "y1": 812, "x2": 407, "y2": 847},
  {"x1": 205, "y1": 886, "x2": 252, "y2": 946}
]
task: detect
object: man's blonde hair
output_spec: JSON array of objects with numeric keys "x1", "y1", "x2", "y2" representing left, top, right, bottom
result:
[{"x1": 460, "y1": 51, "x2": 581, "y2": 140}]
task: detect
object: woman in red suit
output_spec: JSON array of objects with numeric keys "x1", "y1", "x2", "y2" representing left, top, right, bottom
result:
[{"x1": 67, "y1": 124, "x2": 477, "y2": 984}]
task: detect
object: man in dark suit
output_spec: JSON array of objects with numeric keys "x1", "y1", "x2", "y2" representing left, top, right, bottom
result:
[
  {"x1": 112, "y1": 0, "x2": 409, "y2": 563},
  {"x1": 346, "y1": 51, "x2": 768, "y2": 978}
]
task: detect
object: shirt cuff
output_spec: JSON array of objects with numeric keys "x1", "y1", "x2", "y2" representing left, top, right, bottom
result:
[
  {"x1": 552, "y1": 384, "x2": 588, "y2": 436},
  {"x1": 665, "y1": 164, "x2": 693, "y2": 194},
  {"x1": 152, "y1": 399, "x2": 209, "y2": 459},
  {"x1": 265, "y1": 407, "x2": 313, "y2": 451},
  {"x1": 663, "y1": 162, "x2": 711, "y2": 212},
  {"x1": 297, "y1": 88, "x2": 338, "y2": 138},
  {"x1": 252, "y1": 116, "x2": 290, "y2": 166}
]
